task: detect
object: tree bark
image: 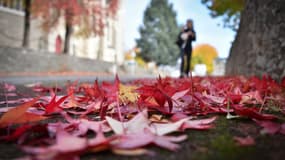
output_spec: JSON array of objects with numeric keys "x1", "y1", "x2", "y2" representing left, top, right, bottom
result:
[
  {"x1": 63, "y1": 23, "x2": 72, "y2": 54},
  {"x1": 22, "y1": 0, "x2": 31, "y2": 48},
  {"x1": 226, "y1": 0, "x2": 285, "y2": 81}
]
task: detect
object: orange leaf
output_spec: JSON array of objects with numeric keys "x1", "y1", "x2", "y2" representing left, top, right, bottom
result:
[
  {"x1": 0, "y1": 98, "x2": 47, "y2": 127},
  {"x1": 112, "y1": 148, "x2": 152, "y2": 156}
]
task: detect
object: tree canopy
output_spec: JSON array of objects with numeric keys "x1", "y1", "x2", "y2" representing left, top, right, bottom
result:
[
  {"x1": 31, "y1": 0, "x2": 119, "y2": 53},
  {"x1": 136, "y1": 0, "x2": 179, "y2": 65},
  {"x1": 201, "y1": 0, "x2": 245, "y2": 31},
  {"x1": 191, "y1": 44, "x2": 218, "y2": 74}
]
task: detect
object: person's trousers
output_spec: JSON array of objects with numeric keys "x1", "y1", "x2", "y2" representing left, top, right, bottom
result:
[{"x1": 180, "y1": 48, "x2": 192, "y2": 76}]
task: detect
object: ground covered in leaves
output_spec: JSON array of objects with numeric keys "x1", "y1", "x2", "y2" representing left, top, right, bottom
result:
[{"x1": 0, "y1": 75, "x2": 285, "y2": 160}]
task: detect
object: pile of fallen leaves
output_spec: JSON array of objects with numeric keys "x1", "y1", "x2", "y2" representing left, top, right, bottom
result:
[{"x1": 0, "y1": 75, "x2": 285, "y2": 160}]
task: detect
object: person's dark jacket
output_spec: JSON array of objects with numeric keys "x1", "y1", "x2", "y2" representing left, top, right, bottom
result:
[
  {"x1": 175, "y1": 28, "x2": 196, "y2": 50},
  {"x1": 175, "y1": 32, "x2": 184, "y2": 48},
  {"x1": 184, "y1": 28, "x2": 196, "y2": 52}
]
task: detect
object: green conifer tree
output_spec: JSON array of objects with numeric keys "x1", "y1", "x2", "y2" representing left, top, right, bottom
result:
[{"x1": 136, "y1": 0, "x2": 179, "y2": 65}]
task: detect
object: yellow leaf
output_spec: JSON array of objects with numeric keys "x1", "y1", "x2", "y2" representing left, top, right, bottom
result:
[{"x1": 119, "y1": 84, "x2": 139, "y2": 103}]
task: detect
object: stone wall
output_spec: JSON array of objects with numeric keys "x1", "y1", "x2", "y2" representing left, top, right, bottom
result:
[
  {"x1": 0, "y1": 6, "x2": 44, "y2": 50},
  {"x1": 226, "y1": 0, "x2": 285, "y2": 81},
  {"x1": 0, "y1": 6, "x2": 23, "y2": 47}
]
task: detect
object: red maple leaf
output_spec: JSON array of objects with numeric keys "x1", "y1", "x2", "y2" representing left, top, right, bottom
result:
[
  {"x1": 233, "y1": 106, "x2": 276, "y2": 120},
  {"x1": 45, "y1": 95, "x2": 69, "y2": 115},
  {"x1": 136, "y1": 77, "x2": 174, "y2": 113}
]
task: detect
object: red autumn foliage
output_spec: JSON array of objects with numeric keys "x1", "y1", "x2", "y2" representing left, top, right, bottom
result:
[
  {"x1": 31, "y1": 0, "x2": 119, "y2": 35},
  {"x1": 0, "y1": 75, "x2": 284, "y2": 159},
  {"x1": 44, "y1": 95, "x2": 69, "y2": 115},
  {"x1": 233, "y1": 105, "x2": 276, "y2": 120}
]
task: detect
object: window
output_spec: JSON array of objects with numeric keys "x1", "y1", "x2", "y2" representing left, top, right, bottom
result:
[
  {"x1": 0, "y1": 0, "x2": 23, "y2": 11},
  {"x1": 107, "y1": 20, "x2": 116, "y2": 48}
]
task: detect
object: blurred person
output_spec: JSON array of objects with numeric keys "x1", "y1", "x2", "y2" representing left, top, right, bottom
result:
[{"x1": 176, "y1": 19, "x2": 196, "y2": 78}]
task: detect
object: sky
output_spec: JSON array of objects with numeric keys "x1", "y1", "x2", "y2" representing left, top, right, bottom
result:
[{"x1": 122, "y1": 0, "x2": 236, "y2": 58}]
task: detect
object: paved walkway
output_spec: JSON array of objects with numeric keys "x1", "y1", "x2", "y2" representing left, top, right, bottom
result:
[{"x1": 0, "y1": 71, "x2": 156, "y2": 84}]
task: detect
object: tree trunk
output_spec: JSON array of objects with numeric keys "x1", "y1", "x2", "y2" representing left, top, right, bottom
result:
[
  {"x1": 226, "y1": 0, "x2": 285, "y2": 81},
  {"x1": 22, "y1": 0, "x2": 31, "y2": 48},
  {"x1": 63, "y1": 23, "x2": 72, "y2": 54}
]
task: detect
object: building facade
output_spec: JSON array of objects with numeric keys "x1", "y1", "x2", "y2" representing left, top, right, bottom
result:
[{"x1": 0, "y1": 0, "x2": 124, "y2": 64}]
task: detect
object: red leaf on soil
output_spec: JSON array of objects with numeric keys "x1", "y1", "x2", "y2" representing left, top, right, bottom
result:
[
  {"x1": 0, "y1": 98, "x2": 47, "y2": 127},
  {"x1": 112, "y1": 130, "x2": 187, "y2": 151},
  {"x1": 23, "y1": 130, "x2": 87, "y2": 160},
  {"x1": 149, "y1": 118, "x2": 190, "y2": 136},
  {"x1": 181, "y1": 116, "x2": 217, "y2": 130},
  {"x1": 136, "y1": 77, "x2": 174, "y2": 113},
  {"x1": 1, "y1": 124, "x2": 48, "y2": 143},
  {"x1": 45, "y1": 95, "x2": 69, "y2": 114},
  {"x1": 234, "y1": 136, "x2": 255, "y2": 146},
  {"x1": 106, "y1": 109, "x2": 190, "y2": 136},
  {"x1": 101, "y1": 75, "x2": 123, "y2": 120},
  {"x1": 227, "y1": 94, "x2": 242, "y2": 104},
  {"x1": 106, "y1": 109, "x2": 149, "y2": 134},
  {"x1": 170, "y1": 113, "x2": 189, "y2": 122},
  {"x1": 254, "y1": 120, "x2": 282, "y2": 135},
  {"x1": 153, "y1": 134, "x2": 187, "y2": 151},
  {"x1": 3, "y1": 83, "x2": 16, "y2": 92},
  {"x1": 112, "y1": 132, "x2": 154, "y2": 149},
  {"x1": 281, "y1": 76, "x2": 285, "y2": 88},
  {"x1": 241, "y1": 91, "x2": 263, "y2": 104},
  {"x1": 80, "y1": 80, "x2": 104, "y2": 101},
  {"x1": 32, "y1": 84, "x2": 61, "y2": 93},
  {"x1": 233, "y1": 106, "x2": 276, "y2": 120},
  {"x1": 280, "y1": 123, "x2": 285, "y2": 135},
  {"x1": 0, "y1": 124, "x2": 32, "y2": 141},
  {"x1": 0, "y1": 98, "x2": 33, "y2": 106},
  {"x1": 101, "y1": 75, "x2": 120, "y2": 103}
]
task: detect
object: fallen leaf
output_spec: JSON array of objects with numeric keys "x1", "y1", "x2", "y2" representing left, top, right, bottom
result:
[
  {"x1": 3, "y1": 83, "x2": 16, "y2": 92},
  {"x1": 0, "y1": 98, "x2": 47, "y2": 127},
  {"x1": 106, "y1": 109, "x2": 149, "y2": 134},
  {"x1": 280, "y1": 123, "x2": 285, "y2": 135},
  {"x1": 170, "y1": 113, "x2": 189, "y2": 121},
  {"x1": 22, "y1": 130, "x2": 87, "y2": 160},
  {"x1": 119, "y1": 84, "x2": 139, "y2": 103},
  {"x1": 45, "y1": 95, "x2": 69, "y2": 114},
  {"x1": 181, "y1": 116, "x2": 217, "y2": 130},
  {"x1": 234, "y1": 136, "x2": 255, "y2": 146},
  {"x1": 112, "y1": 148, "x2": 153, "y2": 156},
  {"x1": 254, "y1": 120, "x2": 281, "y2": 135},
  {"x1": 0, "y1": 124, "x2": 32, "y2": 141},
  {"x1": 150, "y1": 118, "x2": 190, "y2": 136},
  {"x1": 112, "y1": 130, "x2": 187, "y2": 151},
  {"x1": 153, "y1": 134, "x2": 187, "y2": 151},
  {"x1": 233, "y1": 106, "x2": 276, "y2": 120}
]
